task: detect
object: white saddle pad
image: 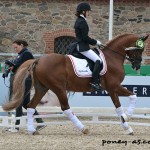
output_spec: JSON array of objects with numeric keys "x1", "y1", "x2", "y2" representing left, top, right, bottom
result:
[{"x1": 68, "y1": 50, "x2": 107, "y2": 77}]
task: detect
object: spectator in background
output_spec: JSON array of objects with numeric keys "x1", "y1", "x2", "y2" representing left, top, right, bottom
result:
[{"x1": 8, "y1": 40, "x2": 46, "y2": 131}]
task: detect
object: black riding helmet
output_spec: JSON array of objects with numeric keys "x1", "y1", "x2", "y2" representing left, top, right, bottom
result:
[{"x1": 76, "y1": 2, "x2": 91, "y2": 12}]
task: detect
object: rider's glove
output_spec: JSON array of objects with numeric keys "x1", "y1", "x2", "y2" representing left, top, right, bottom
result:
[{"x1": 96, "y1": 40, "x2": 102, "y2": 46}]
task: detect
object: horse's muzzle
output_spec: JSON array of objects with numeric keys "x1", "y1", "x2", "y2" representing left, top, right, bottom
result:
[{"x1": 132, "y1": 62, "x2": 141, "y2": 71}]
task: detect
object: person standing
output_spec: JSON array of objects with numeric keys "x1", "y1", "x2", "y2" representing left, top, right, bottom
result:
[
  {"x1": 9, "y1": 40, "x2": 46, "y2": 131},
  {"x1": 74, "y1": 2, "x2": 104, "y2": 91}
]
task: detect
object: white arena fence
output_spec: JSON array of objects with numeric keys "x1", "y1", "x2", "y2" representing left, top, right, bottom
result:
[{"x1": 0, "y1": 106, "x2": 150, "y2": 132}]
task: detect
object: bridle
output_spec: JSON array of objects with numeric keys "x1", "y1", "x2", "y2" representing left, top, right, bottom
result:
[
  {"x1": 125, "y1": 48, "x2": 143, "y2": 63},
  {"x1": 101, "y1": 34, "x2": 149, "y2": 63},
  {"x1": 100, "y1": 44, "x2": 143, "y2": 63}
]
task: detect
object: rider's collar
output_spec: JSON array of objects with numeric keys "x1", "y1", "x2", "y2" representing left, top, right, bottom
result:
[
  {"x1": 18, "y1": 48, "x2": 27, "y2": 54},
  {"x1": 80, "y1": 14, "x2": 87, "y2": 20}
]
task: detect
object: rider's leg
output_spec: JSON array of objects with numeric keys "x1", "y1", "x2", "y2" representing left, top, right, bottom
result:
[
  {"x1": 90, "y1": 60, "x2": 103, "y2": 89},
  {"x1": 80, "y1": 49, "x2": 102, "y2": 62},
  {"x1": 80, "y1": 49, "x2": 103, "y2": 90}
]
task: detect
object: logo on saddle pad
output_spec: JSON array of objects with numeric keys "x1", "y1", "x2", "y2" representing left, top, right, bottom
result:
[{"x1": 68, "y1": 51, "x2": 107, "y2": 78}]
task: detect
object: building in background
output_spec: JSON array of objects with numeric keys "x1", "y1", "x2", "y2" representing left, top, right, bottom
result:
[{"x1": 0, "y1": 0, "x2": 149, "y2": 63}]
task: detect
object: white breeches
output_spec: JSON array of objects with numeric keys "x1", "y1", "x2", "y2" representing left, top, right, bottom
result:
[{"x1": 77, "y1": 45, "x2": 102, "y2": 63}]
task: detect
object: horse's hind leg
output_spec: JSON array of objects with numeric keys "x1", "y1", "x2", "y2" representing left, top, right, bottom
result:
[
  {"x1": 109, "y1": 91, "x2": 133, "y2": 135},
  {"x1": 54, "y1": 89, "x2": 88, "y2": 134},
  {"x1": 27, "y1": 82, "x2": 48, "y2": 134}
]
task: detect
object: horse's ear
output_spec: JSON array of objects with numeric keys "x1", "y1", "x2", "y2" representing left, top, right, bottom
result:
[{"x1": 140, "y1": 35, "x2": 149, "y2": 41}]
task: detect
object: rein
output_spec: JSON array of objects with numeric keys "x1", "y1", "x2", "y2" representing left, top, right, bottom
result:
[
  {"x1": 101, "y1": 45, "x2": 127, "y2": 60},
  {"x1": 101, "y1": 44, "x2": 142, "y2": 63}
]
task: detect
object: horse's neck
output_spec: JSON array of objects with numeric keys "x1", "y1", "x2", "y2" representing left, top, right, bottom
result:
[
  {"x1": 103, "y1": 49, "x2": 125, "y2": 67},
  {"x1": 107, "y1": 34, "x2": 135, "y2": 50},
  {"x1": 104, "y1": 34, "x2": 136, "y2": 64}
]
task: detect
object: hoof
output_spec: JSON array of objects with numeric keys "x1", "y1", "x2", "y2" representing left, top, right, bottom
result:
[
  {"x1": 33, "y1": 131, "x2": 40, "y2": 135},
  {"x1": 36, "y1": 125, "x2": 47, "y2": 131},
  {"x1": 129, "y1": 132, "x2": 134, "y2": 135},
  {"x1": 124, "y1": 126, "x2": 134, "y2": 135},
  {"x1": 121, "y1": 114, "x2": 128, "y2": 123},
  {"x1": 28, "y1": 130, "x2": 40, "y2": 135},
  {"x1": 81, "y1": 128, "x2": 89, "y2": 134}
]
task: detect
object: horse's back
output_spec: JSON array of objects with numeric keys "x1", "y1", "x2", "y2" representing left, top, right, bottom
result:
[
  {"x1": 38, "y1": 53, "x2": 66, "y2": 67},
  {"x1": 34, "y1": 53, "x2": 68, "y2": 85}
]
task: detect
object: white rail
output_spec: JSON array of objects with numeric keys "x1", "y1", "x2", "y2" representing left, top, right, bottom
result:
[
  {"x1": 0, "y1": 106, "x2": 150, "y2": 114},
  {"x1": 0, "y1": 106, "x2": 150, "y2": 132},
  {"x1": 0, "y1": 53, "x2": 46, "y2": 57}
]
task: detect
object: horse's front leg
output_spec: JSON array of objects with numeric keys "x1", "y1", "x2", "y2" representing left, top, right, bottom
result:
[
  {"x1": 118, "y1": 85, "x2": 137, "y2": 120},
  {"x1": 109, "y1": 92, "x2": 134, "y2": 135}
]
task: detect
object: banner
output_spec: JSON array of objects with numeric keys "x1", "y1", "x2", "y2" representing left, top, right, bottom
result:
[
  {"x1": 0, "y1": 75, "x2": 150, "y2": 107},
  {"x1": 83, "y1": 85, "x2": 150, "y2": 97},
  {"x1": 83, "y1": 76, "x2": 150, "y2": 97}
]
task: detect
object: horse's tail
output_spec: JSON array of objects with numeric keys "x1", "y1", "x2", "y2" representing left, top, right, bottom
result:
[{"x1": 2, "y1": 59, "x2": 38, "y2": 111}]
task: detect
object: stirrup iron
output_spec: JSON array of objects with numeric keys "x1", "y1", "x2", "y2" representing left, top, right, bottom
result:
[{"x1": 90, "y1": 82, "x2": 101, "y2": 91}]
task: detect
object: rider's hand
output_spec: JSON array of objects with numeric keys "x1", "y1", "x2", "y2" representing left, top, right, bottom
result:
[
  {"x1": 97, "y1": 40, "x2": 105, "y2": 49},
  {"x1": 96, "y1": 40, "x2": 102, "y2": 46}
]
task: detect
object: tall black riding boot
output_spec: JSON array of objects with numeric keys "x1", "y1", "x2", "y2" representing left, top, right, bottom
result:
[{"x1": 90, "y1": 60, "x2": 103, "y2": 91}]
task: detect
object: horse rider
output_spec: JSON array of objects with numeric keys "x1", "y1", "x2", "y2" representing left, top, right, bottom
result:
[{"x1": 74, "y1": 2, "x2": 103, "y2": 91}]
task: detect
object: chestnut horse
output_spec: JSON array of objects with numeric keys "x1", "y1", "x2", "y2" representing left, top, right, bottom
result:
[{"x1": 3, "y1": 33, "x2": 149, "y2": 135}]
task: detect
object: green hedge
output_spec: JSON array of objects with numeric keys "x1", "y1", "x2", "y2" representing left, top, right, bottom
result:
[{"x1": 124, "y1": 64, "x2": 150, "y2": 76}]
